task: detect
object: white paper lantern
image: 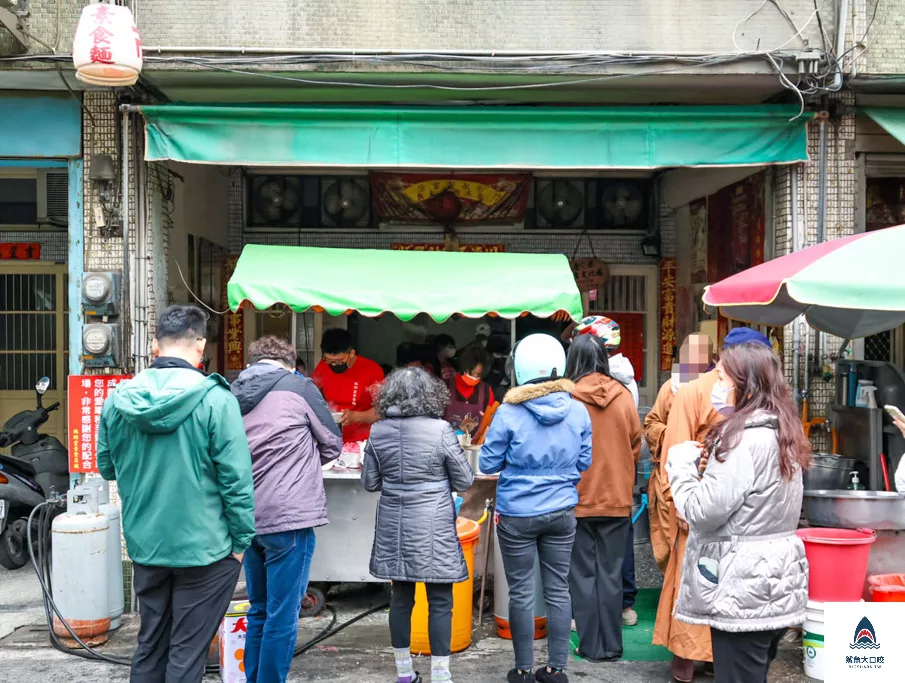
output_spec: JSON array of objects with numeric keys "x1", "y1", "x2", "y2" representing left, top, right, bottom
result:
[{"x1": 73, "y1": 3, "x2": 143, "y2": 87}]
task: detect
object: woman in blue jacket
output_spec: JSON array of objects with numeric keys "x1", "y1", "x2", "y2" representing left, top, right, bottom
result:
[{"x1": 480, "y1": 334, "x2": 592, "y2": 683}]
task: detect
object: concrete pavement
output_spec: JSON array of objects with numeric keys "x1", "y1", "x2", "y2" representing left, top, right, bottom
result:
[{"x1": 0, "y1": 543, "x2": 809, "y2": 682}]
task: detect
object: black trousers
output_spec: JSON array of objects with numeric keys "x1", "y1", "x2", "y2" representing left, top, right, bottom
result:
[
  {"x1": 130, "y1": 555, "x2": 242, "y2": 683},
  {"x1": 569, "y1": 516, "x2": 630, "y2": 661},
  {"x1": 389, "y1": 581, "x2": 454, "y2": 657},
  {"x1": 711, "y1": 628, "x2": 786, "y2": 683}
]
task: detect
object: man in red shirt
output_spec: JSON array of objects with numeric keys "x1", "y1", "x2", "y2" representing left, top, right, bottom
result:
[{"x1": 311, "y1": 329, "x2": 384, "y2": 443}]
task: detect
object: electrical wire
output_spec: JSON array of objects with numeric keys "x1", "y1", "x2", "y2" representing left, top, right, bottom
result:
[{"x1": 27, "y1": 500, "x2": 388, "y2": 671}]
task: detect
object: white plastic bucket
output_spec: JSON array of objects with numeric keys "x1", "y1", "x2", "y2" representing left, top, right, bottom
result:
[{"x1": 803, "y1": 600, "x2": 825, "y2": 681}]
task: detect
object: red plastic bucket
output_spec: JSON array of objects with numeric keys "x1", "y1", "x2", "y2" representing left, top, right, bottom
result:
[
  {"x1": 867, "y1": 574, "x2": 905, "y2": 602},
  {"x1": 796, "y1": 528, "x2": 876, "y2": 602}
]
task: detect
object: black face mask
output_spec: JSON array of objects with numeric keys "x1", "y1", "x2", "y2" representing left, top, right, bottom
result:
[{"x1": 329, "y1": 363, "x2": 349, "y2": 374}]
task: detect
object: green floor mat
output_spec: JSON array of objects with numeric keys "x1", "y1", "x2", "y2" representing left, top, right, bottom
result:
[{"x1": 571, "y1": 588, "x2": 672, "y2": 662}]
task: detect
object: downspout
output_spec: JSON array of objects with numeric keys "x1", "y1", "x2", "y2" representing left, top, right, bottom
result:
[
  {"x1": 832, "y1": 0, "x2": 850, "y2": 91},
  {"x1": 815, "y1": 109, "x2": 830, "y2": 371},
  {"x1": 121, "y1": 111, "x2": 132, "y2": 373},
  {"x1": 791, "y1": 165, "x2": 800, "y2": 404}
]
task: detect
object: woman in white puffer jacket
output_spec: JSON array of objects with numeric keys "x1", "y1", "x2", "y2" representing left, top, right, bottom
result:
[{"x1": 666, "y1": 342, "x2": 812, "y2": 683}]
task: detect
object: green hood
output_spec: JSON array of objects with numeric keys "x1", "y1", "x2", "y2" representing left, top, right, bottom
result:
[{"x1": 111, "y1": 368, "x2": 229, "y2": 434}]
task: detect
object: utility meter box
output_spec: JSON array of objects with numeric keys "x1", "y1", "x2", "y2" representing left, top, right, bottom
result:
[
  {"x1": 82, "y1": 271, "x2": 122, "y2": 317},
  {"x1": 81, "y1": 323, "x2": 121, "y2": 368}
]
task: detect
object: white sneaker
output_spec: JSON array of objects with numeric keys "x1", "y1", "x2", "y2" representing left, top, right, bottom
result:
[
  {"x1": 571, "y1": 619, "x2": 577, "y2": 631},
  {"x1": 622, "y1": 607, "x2": 638, "y2": 626}
]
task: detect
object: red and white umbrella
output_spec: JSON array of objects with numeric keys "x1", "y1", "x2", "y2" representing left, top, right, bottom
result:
[{"x1": 702, "y1": 225, "x2": 905, "y2": 339}]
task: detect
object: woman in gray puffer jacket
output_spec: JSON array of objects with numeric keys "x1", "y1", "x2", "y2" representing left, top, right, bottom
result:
[
  {"x1": 363, "y1": 367, "x2": 474, "y2": 683},
  {"x1": 666, "y1": 342, "x2": 811, "y2": 683}
]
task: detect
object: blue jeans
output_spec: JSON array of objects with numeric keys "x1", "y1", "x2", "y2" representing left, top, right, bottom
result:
[
  {"x1": 496, "y1": 508, "x2": 576, "y2": 671},
  {"x1": 243, "y1": 528, "x2": 316, "y2": 683}
]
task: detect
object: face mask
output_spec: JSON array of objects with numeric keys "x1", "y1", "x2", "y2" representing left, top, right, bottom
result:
[
  {"x1": 440, "y1": 347, "x2": 456, "y2": 361},
  {"x1": 711, "y1": 381, "x2": 736, "y2": 416},
  {"x1": 328, "y1": 362, "x2": 349, "y2": 374},
  {"x1": 462, "y1": 373, "x2": 481, "y2": 387}
]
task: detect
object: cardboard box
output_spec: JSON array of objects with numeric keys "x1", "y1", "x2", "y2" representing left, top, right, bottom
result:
[{"x1": 218, "y1": 600, "x2": 251, "y2": 683}]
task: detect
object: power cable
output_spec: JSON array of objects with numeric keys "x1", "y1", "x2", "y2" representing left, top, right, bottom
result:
[{"x1": 27, "y1": 500, "x2": 389, "y2": 672}]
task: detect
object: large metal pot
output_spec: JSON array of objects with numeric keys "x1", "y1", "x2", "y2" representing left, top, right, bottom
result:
[
  {"x1": 803, "y1": 453, "x2": 857, "y2": 491},
  {"x1": 803, "y1": 490, "x2": 905, "y2": 530}
]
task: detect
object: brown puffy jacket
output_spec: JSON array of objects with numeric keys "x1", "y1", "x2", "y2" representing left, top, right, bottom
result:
[{"x1": 570, "y1": 373, "x2": 642, "y2": 518}]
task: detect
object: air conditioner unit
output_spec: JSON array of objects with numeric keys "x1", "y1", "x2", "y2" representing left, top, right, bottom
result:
[{"x1": 37, "y1": 169, "x2": 68, "y2": 226}]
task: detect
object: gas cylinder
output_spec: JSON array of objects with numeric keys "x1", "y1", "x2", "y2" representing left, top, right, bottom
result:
[
  {"x1": 51, "y1": 486, "x2": 110, "y2": 646},
  {"x1": 492, "y1": 526, "x2": 547, "y2": 640},
  {"x1": 87, "y1": 477, "x2": 124, "y2": 630}
]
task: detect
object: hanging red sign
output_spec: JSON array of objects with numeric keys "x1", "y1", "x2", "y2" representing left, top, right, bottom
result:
[
  {"x1": 0, "y1": 243, "x2": 40, "y2": 260},
  {"x1": 68, "y1": 374, "x2": 132, "y2": 473},
  {"x1": 372, "y1": 173, "x2": 530, "y2": 223},
  {"x1": 222, "y1": 256, "x2": 244, "y2": 372},
  {"x1": 659, "y1": 257, "x2": 677, "y2": 372}
]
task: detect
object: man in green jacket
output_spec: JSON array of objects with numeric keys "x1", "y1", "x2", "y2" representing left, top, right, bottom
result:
[{"x1": 97, "y1": 305, "x2": 255, "y2": 683}]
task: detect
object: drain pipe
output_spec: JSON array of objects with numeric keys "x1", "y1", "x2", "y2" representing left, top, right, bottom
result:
[
  {"x1": 814, "y1": 110, "x2": 830, "y2": 371},
  {"x1": 791, "y1": 165, "x2": 801, "y2": 403},
  {"x1": 832, "y1": 0, "x2": 849, "y2": 91},
  {"x1": 121, "y1": 111, "x2": 132, "y2": 373}
]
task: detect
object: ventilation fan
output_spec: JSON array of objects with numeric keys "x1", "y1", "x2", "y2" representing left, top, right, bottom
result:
[
  {"x1": 535, "y1": 179, "x2": 585, "y2": 229},
  {"x1": 600, "y1": 180, "x2": 648, "y2": 230},
  {"x1": 249, "y1": 176, "x2": 303, "y2": 227},
  {"x1": 321, "y1": 178, "x2": 370, "y2": 228}
]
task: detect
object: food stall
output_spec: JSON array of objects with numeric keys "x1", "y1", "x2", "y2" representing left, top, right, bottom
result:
[
  {"x1": 702, "y1": 224, "x2": 905, "y2": 593},
  {"x1": 226, "y1": 244, "x2": 584, "y2": 608}
]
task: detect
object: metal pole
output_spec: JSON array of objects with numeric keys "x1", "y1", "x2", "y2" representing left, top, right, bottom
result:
[
  {"x1": 814, "y1": 112, "x2": 829, "y2": 369},
  {"x1": 791, "y1": 165, "x2": 801, "y2": 402},
  {"x1": 121, "y1": 112, "x2": 132, "y2": 372}
]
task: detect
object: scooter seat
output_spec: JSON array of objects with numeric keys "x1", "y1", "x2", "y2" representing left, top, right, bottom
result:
[{"x1": 0, "y1": 453, "x2": 36, "y2": 478}]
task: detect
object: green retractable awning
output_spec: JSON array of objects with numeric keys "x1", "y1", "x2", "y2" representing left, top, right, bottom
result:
[
  {"x1": 227, "y1": 245, "x2": 583, "y2": 322},
  {"x1": 141, "y1": 104, "x2": 810, "y2": 169},
  {"x1": 862, "y1": 107, "x2": 905, "y2": 147}
]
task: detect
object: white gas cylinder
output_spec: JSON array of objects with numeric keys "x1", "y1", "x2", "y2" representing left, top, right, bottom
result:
[
  {"x1": 51, "y1": 486, "x2": 110, "y2": 645},
  {"x1": 87, "y1": 477, "x2": 124, "y2": 630}
]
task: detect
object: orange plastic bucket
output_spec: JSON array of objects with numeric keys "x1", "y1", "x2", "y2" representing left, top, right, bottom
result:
[
  {"x1": 868, "y1": 574, "x2": 905, "y2": 602},
  {"x1": 410, "y1": 517, "x2": 481, "y2": 654}
]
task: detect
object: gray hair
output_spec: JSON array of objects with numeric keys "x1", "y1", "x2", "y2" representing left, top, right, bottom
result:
[{"x1": 374, "y1": 367, "x2": 450, "y2": 419}]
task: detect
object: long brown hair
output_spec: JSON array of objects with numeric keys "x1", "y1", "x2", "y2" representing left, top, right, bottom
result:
[{"x1": 704, "y1": 343, "x2": 811, "y2": 479}]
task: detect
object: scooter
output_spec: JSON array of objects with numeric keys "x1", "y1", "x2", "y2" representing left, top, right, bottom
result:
[{"x1": 0, "y1": 377, "x2": 70, "y2": 569}]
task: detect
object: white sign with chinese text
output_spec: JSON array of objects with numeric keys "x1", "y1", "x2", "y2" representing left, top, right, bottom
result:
[{"x1": 823, "y1": 602, "x2": 905, "y2": 682}]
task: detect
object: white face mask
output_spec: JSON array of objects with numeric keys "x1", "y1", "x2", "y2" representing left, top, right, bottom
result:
[{"x1": 711, "y1": 381, "x2": 736, "y2": 416}]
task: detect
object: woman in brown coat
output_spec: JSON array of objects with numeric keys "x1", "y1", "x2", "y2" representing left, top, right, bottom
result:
[{"x1": 566, "y1": 335, "x2": 642, "y2": 662}]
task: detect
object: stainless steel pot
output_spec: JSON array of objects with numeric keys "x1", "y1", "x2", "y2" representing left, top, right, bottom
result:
[
  {"x1": 803, "y1": 490, "x2": 905, "y2": 530},
  {"x1": 802, "y1": 453, "x2": 857, "y2": 491}
]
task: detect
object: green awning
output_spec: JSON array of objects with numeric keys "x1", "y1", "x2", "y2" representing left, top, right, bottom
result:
[
  {"x1": 227, "y1": 245, "x2": 583, "y2": 322},
  {"x1": 141, "y1": 104, "x2": 810, "y2": 169},
  {"x1": 862, "y1": 107, "x2": 905, "y2": 147}
]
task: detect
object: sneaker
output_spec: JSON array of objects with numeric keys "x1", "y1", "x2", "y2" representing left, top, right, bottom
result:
[
  {"x1": 622, "y1": 607, "x2": 638, "y2": 626},
  {"x1": 535, "y1": 667, "x2": 569, "y2": 683},
  {"x1": 570, "y1": 619, "x2": 577, "y2": 631},
  {"x1": 397, "y1": 675, "x2": 422, "y2": 683},
  {"x1": 507, "y1": 669, "x2": 534, "y2": 683}
]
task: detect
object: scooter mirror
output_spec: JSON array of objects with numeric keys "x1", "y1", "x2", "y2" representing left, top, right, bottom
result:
[{"x1": 35, "y1": 377, "x2": 50, "y2": 395}]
